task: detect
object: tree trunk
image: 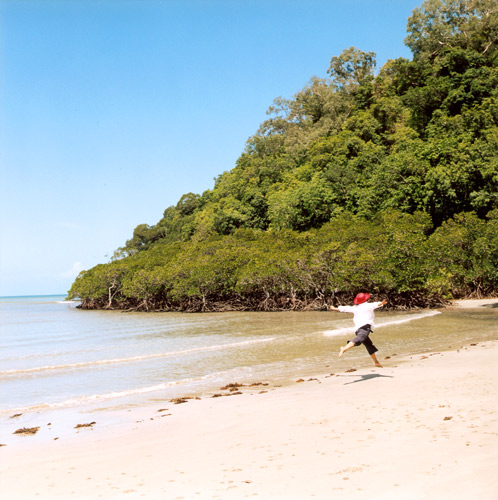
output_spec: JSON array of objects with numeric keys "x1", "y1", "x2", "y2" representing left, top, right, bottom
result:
[{"x1": 108, "y1": 284, "x2": 115, "y2": 308}]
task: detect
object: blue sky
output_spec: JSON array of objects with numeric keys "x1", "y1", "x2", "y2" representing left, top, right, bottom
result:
[{"x1": 0, "y1": 0, "x2": 422, "y2": 297}]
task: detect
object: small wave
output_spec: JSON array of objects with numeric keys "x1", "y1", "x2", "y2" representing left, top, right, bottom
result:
[
  {"x1": 0, "y1": 370, "x2": 232, "y2": 415},
  {"x1": 322, "y1": 326, "x2": 357, "y2": 336},
  {"x1": 0, "y1": 337, "x2": 275, "y2": 376},
  {"x1": 323, "y1": 310, "x2": 441, "y2": 336}
]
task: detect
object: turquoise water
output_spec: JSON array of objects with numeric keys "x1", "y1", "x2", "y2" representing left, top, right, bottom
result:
[{"x1": 1, "y1": 295, "x2": 497, "y2": 420}]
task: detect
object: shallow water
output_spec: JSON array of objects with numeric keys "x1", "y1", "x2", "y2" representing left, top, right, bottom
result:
[{"x1": 1, "y1": 296, "x2": 497, "y2": 422}]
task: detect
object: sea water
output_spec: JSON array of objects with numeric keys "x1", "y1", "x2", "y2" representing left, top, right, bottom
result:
[{"x1": 1, "y1": 295, "x2": 497, "y2": 430}]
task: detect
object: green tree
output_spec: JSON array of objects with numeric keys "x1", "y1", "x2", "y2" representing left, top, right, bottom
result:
[
  {"x1": 122, "y1": 267, "x2": 169, "y2": 311},
  {"x1": 426, "y1": 212, "x2": 486, "y2": 295},
  {"x1": 328, "y1": 47, "x2": 377, "y2": 91},
  {"x1": 405, "y1": 0, "x2": 498, "y2": 61}
]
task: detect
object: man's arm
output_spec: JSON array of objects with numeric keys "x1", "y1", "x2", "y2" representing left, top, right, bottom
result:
[{"x1": 330, "y1": 305, "x2": 354, "y2": 312}]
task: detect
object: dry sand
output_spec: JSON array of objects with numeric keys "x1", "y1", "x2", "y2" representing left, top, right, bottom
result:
[
  {"x1": 1, "y1": 306, "x2": 497, "y2": 499},
  {"x1": 450, "y1": 297, "x2": 498, "y2": 309}
]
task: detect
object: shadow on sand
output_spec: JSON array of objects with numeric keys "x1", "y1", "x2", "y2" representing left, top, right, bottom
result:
[
  {"x1": 341, "y1": 373, "x2": 394, "y2": 385},
  {"x1": 482, "y1": 302, "x2": 498, "y2": 308}
]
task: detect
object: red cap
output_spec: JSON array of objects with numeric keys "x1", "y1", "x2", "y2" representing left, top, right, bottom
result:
[{"x1": 354, "y1": 293, "x2": 371, "y2": 305}]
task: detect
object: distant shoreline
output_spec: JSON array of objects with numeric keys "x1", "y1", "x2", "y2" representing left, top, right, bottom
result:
[
  {"x1": 74, "y1": 295, "x2": 498, "y2": 313},
  {"x1": 3, "y1": 294, "x2": 498, "y2": 311},
  {"x1": 448, "y1": 298, "x2": 498, "y2": 309}
]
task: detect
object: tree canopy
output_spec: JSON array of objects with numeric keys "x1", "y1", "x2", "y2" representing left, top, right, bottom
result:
[{"x1": 69, "y1": 0, "x2": 498, "y2": 311}]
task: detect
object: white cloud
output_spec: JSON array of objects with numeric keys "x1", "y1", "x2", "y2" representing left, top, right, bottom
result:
[{"x1": 59, "y1": 262, "x2": 84, "y2": 279}]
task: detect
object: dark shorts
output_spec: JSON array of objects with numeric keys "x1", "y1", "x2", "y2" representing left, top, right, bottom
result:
[{"x1": 350, "y1": 324, "x2": 378, "y2": 355}]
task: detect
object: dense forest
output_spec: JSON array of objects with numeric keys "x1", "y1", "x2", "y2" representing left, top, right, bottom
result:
[{"x1": 68, "y1": 0, "x2": 498, "y2": 311}]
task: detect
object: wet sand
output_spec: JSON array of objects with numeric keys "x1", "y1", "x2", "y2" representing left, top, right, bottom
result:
[{"x1": 1, "y1": 303, "x2": 497, "y2": 499}]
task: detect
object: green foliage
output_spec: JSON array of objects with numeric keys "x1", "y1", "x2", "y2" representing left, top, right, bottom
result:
[
  {"x1": 70, "y1": 0, "x2": 498, "y2": 309},
  {"x1": 405, "y1": 0, "x2": 498, "y2": 63},
  {"x1": 69, "y1": 209, "x2": 498, "y2": 310},
  {"x1": 68, "y1": 262, "x2": 128, "y2": 308},
  {"x1": 328, "y1": 47, "x2": 376, "y2": 91},
  {"x1": 426, "y1": 212, "x2": 482, "y2": 295}
]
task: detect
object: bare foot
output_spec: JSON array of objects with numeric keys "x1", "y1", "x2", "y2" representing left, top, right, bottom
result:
[
  {"x1": 374, "y1": 362, "x2": 383, "y2": 368},
  {"x1": 339, "y1": 346, "x2": 346, "y2": 358}
]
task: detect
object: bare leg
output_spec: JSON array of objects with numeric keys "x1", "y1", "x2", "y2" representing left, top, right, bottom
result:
[
  {"x1": 370, "y1": 353, "x2": 382, "y2": 368},
  {"x1": 339, "y1": 341, "x2": 355, "y2": 358}
]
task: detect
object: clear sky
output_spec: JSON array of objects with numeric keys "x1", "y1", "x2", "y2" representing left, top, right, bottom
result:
[{"x1": 0, "y1": 0, "x2": 422, "y2": 297}]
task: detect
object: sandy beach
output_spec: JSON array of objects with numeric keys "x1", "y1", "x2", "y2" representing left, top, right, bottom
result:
[
  {"x1": 449, "y1": 297, "x2": 498, "y2": 309},
  {"x1": 1, "y1": 301, "x2": 497, "y2": 500}
]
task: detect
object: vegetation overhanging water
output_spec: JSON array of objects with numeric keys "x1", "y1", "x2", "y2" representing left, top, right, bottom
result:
[{"x1": 68, "y1": 0, "x2": 498, "y2": 312}]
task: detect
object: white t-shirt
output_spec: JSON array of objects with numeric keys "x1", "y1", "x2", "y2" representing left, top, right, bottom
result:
[{"x1": 338, "y1": 301, "x2": 383, "y2": 329}]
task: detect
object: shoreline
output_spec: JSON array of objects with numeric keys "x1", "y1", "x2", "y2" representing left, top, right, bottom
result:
[
  {"x1": 1, "y1": 300, "x2": 494, "y2": 427},
  {"x1": 2, "y1": 337, "x2": 497, "y2": 499},
  {"x1": 1, "y1": 298, "x2": 497, "y2": 499},
  {"x1": 72, "y1": 294, "x2": 498, "y2": 313},
  {"x1": 448, "y1": 297, "x2": 498, "y2": 309}
]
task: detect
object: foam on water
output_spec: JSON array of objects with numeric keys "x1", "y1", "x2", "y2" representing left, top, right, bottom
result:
[
  {"x1": 323, "y1": 310, "x2": 441, "y2": 336},
  {"x1": 0, "y1": 369, "x2": 238, "y2": 415},
  {"x1": 0, "y1": 337, "x2": 275, "y2": 376}
]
